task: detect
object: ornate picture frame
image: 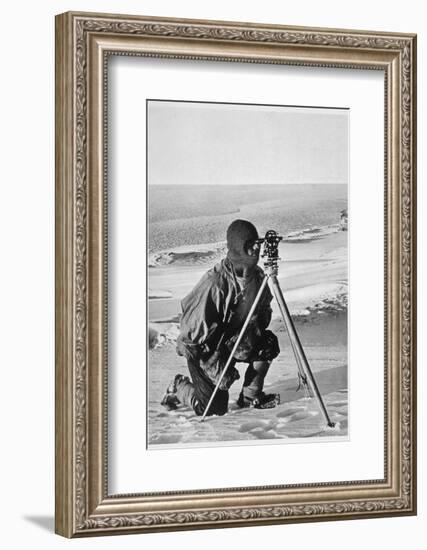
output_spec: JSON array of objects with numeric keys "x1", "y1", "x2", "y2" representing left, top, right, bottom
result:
[{"x1": 55, "y1": 11, "x2": 417, "y2": 537}]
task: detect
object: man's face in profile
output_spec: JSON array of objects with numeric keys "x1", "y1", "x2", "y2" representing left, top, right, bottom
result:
[{"x1": 246, "y1": 240, "x2": 261, "y2": 263}]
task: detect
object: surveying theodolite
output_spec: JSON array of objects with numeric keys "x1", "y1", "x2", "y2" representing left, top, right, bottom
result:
[{"x1": 201, "y1": 230, "x2": 335, "y2": 427}]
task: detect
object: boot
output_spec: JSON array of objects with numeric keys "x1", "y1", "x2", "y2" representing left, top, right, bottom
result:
[
  {"x1": 160, "y1": 374, "x2": 190, "y2": 411},
  {"x1": 237, "y1": 391, "x2": 280, "y2": 409},
  {"x1": 237, "y1": 361, "x2": 280, "y2": 409}
]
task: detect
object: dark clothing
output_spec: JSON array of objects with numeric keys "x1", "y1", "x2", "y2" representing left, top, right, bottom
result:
[
  {"x1": 226, "y1": 219, "x2": 259, "y2": 271},
  {"x1": 175, "y1": 329, "x2": 280, "y2": 416},
  {"x1": 241, "y1": 361, "x2": 271, "y2": 400},
  {"x1": 176, "y1": 258, "x2": 273, "y2": 368},
  {"x1": 175, "y1": 256, "x2": 280, "y2": 416},
  {"x1": 176, "y1": 358, "x2": 229, "y2": 416},
  {"x1": 228, "y1": 273, "x2": 260, "y2": 332}
]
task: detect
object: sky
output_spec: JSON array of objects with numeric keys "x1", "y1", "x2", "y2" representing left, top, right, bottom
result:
[{"x1": 148, "y1": 100, "x2": 349, "y2": 186}]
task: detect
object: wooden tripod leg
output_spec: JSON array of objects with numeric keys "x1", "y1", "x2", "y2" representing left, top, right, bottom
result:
[{"x1": 268, "y1": 274, "x2": 335, "y2": 428}]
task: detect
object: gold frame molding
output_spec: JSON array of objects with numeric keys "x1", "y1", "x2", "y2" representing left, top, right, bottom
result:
[{"x1": 55, "y1": 11, "x2": 417, "y2": 538}]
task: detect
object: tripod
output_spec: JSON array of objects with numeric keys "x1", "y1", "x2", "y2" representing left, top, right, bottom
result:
[{"x1": 200, "y1": 230, "x2": 335, "y2": 427}]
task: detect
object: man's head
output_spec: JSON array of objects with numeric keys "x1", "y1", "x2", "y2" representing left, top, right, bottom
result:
[{"x1": 226, "y1": 219, "x2": 260, "y2": 275}]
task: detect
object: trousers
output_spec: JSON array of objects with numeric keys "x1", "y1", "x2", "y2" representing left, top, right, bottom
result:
[{"x1": 176, "y1": 358, "x2": 271, "y2": 416}]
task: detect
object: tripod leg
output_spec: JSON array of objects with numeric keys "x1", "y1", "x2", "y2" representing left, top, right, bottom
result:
[
  {"x1": 268, "y1": 275, "x2": 335, "y2": 428},
  {"x1": 200, "y1": 275, "x2": 269, "y2": 422},
  {"x1": 288, "y1": 334, "x2": 313, "y2": 398}
]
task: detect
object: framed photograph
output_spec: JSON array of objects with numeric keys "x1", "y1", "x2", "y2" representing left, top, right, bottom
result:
[{"x1": 55, "y1": 11, "x2": 417, "y2": 537}]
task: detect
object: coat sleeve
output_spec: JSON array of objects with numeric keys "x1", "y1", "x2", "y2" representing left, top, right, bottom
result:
[{"x1": 176, "y1": 272, "x2": 224, "y2": 360}]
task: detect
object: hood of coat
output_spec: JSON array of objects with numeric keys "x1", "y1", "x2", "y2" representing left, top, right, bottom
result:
[{"x1": 226, "y1": 219, "x2": 260, "y2": 275}]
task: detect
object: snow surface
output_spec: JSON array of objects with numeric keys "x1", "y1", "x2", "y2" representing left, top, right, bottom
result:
[{"x1": 147, "y1": 227, "x2": 348, "y2": 448}]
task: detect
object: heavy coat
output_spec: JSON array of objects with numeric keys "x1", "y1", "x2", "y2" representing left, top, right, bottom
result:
[{"x1": 176, "y1": 257, "x2": 273, "y2": 363}]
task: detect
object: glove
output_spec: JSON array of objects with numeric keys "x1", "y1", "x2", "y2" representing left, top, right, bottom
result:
[
  {"x1": 224, "y1": 323, "x2": 262, "y2": 361},
  {"x1": 224, "y1": 328, "x2": 280, "y2": 362},
  {"x1": 256, "y1": 330, "x2": 280, "y2": 361},
  {"x1": 201, "y1": 351, "x2": 240, "y2": 391}
]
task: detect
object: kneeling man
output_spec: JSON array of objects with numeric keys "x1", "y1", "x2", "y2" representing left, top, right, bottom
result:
[{"x1": 161, "y1": 219, "x2": 280, "y2": 416}]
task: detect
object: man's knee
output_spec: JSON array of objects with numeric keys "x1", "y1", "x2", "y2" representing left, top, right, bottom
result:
[
  {"x1": 256, "y1": 330, "x2": 280, "y2": 361},
  {"x1": 193, "y1": 391, "x2": 229, "y2": 416}
]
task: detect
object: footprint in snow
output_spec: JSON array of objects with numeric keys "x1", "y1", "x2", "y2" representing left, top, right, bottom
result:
[
  {"x1": 238, "y1": 420, "x2": 268, "y2": 433},
  {"x1": 276, "y1": 407, "x2": 304, "y2": 418},
  {"x1": 287, "y1": 410, "x2": 319, "y2": 422}
]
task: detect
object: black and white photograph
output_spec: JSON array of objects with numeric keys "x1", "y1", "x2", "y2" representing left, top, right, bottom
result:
[
  {"x1": 0, "y1": 0, "x2": 420, "y2": 544},
  {"x1": 147, "y1": 100, "x2": 349, "y2": 448}
]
